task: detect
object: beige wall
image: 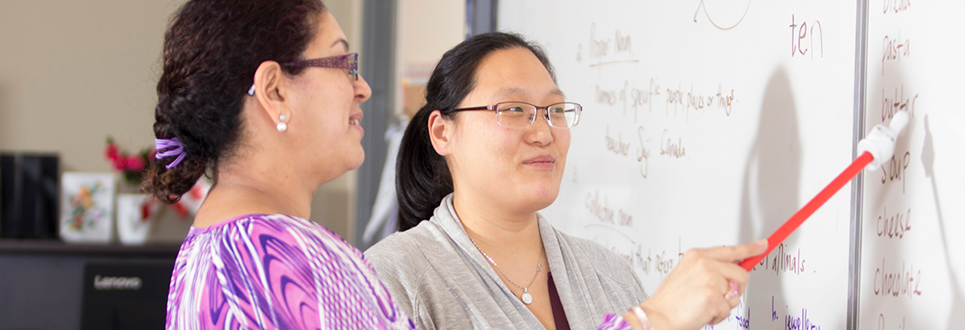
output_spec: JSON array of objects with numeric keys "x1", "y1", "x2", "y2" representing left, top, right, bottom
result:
[
  {"x1": 395, "y1": 0, "x2": 466, "y2": 119},
  {"x1": 398, "y1": 0, "x2": 465, "y2": 65},
  {"x1": 0, "y1": 0, "x2": 363, "y2": 243}
]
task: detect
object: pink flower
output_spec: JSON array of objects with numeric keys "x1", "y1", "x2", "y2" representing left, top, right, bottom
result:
[
  {"x1": 112, "y1": 155, "x2": 128, "y2": 171},
  {"x1": 104, "y1": 143, "x2": 118, "y2": 161},
  {"x1": 127, "y1": 156, "x2": 145, "y2": 171}
]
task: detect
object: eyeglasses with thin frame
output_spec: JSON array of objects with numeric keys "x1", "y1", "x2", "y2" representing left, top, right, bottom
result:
[
  {"x1": 287, "y1": 52, "x2": 359, "y2": 80},
  {"x1": 451, "y1": 101, "x2": 582, "y2": 129}
]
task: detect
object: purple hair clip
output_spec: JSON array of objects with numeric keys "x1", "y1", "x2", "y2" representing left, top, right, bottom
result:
[{"x1": 155, "y1": 137, "x2": 186, "y2": 170}]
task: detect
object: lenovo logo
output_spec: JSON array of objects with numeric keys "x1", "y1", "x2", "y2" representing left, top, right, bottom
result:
[{"x1": 93, "y1": 275, "x2": 143, "y2": 290}]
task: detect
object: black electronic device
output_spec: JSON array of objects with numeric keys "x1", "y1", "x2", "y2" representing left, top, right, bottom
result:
[
  {"x1": 0, "y1": 152, "x2": 59, "y2": 239},
  {"x1": 80, "y1": 260, "x2": 174, "y2": 330}
]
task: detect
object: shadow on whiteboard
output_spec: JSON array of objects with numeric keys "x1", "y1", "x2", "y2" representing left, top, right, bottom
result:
[
  {"x1": 922, "y1": 115, "x2": 965, "y2": 328},
  {"x1": 737, "y1": 67, "x2": 805, "y2": 325}
]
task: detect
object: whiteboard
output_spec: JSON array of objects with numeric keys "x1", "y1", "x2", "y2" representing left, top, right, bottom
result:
[
  {"x1": 500, "y1": 1, "x2": 861, "y2": 329},
  {"x1": 860, "y1": 1, "x2": 965, "y2": 329}
]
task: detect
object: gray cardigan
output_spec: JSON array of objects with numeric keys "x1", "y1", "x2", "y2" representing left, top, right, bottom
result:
[{"x1": 365, "y1": 194, "x2": 648, "y2": 330}]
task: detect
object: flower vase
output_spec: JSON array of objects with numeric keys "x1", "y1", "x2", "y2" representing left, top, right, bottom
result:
[{"x1": 115, "y1": 193, "x2": 159, "y2": 245}]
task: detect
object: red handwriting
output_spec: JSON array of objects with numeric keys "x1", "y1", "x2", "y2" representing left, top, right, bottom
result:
[
  {"x1": 585, "y1": 191, "x2": 633, "y2": 227},
  {"x1": 883, "y1": 0, "x2": 911, "y2": 14},
  {"x1": 881, "y1": 86, "x2": 918, "y2": 122},
  {"x1": 881, "y1": 150, "x2": 910, "y2": 193},
  {"x1": 876, "y1": 207, "x2": 911, "y2": 239},
  {"x1": 882, "y1": 32, "x2": 911, "y2": 76},
  {"x1": 660, "y1": 130, "x2": 687, "y2": 159},
  {"x1": 873, "y1": 258, "x2": 923, "y2": 298},
  {"x1": 606, "y1": 126, "x2": 631, "y2": 157},
  {"x1": 790, "y1": 15, "x2": 824, "y2": 59},
  {"x1": 636, "y1": 126, "x2": 651, "y2": 179},
  {"x1": 876, "y1": 314, "x2": 906, "y2": 330}
]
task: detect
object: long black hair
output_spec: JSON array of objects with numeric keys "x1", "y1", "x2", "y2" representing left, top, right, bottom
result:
[{"x1": 396, "y1": 32, "x2": 556, "y2": 231}]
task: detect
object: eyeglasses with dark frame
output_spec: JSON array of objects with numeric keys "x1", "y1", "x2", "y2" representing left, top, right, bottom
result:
[
  {"x1": 286, "y1": 52, "x2": 359, "y2": 80},
  {"x1": 451, "y1": 101, "x2": 582, "y2": 129}
]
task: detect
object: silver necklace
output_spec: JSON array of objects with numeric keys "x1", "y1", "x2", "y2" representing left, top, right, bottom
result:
[{"x1": 468, "y1": 235, "x2": 542, "y2": 305}]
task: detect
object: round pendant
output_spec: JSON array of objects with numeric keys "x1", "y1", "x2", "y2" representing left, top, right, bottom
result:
[{"x1": 521, "y1": 292, "x2": 533, "y2": 305}]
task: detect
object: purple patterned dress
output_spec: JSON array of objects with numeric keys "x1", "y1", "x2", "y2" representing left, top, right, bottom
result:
[{"x1": 165, "y1": 214, "x2": 417, "y2": 330}]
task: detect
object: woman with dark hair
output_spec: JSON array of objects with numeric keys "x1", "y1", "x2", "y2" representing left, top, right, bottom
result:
[
  {"x1": 365, "y1": 32, "x2": 767, "y2": 330},
  {"x1": 147, "y1": 0, "x2": 416, "y2": 328}
]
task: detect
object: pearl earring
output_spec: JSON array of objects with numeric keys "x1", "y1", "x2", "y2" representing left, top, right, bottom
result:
[
  {"x1": 247, "y1": 84, "x2": 255, "y2": 96},
  {"x1": 277, "y1": 114, "x2": 288, "y2": 132}
]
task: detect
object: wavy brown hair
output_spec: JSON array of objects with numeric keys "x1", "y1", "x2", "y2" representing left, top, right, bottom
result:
[{"x1": 142, "y1": 0, "x2": 325, "y2": 204}]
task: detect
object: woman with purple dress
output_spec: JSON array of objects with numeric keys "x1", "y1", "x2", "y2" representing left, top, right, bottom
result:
[
  {"x1": 145, "y1": 0, "x2": 763, "y2": 329},
  {"x1": 143, "y1": 0, "x2": 415, "y2": 328}
]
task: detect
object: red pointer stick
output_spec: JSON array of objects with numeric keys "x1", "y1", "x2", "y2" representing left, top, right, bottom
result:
[
  {"x1": 739, "y1": 111, "x2": 908, "y2": 271},
  {"x1": 738, "y1": 151, "x2": 872, "y2": 270}
]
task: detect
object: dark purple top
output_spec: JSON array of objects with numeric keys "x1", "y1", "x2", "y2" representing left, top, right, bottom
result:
[{"x1": 548, "y1": 272, "x2": 571, "y2": 330}]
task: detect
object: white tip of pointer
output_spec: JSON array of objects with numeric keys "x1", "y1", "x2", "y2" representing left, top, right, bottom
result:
[
  {"x1": 889, "y1": 110, "x2": 910, "y2": 133},
  {"x1": 856, "y1": 111, "x2": 911, "y2": 172}
]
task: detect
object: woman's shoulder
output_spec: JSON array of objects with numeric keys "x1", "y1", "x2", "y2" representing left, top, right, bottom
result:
[
  {"x1": 549, "y1": 225, "x2": 642, "y2": 281},
  {"x1": 182, "y1": 213, "x2": 358, "y2": 266},
  {"x1": 170, "y1": 213, "x2": 416, "y2": 329},
  {"x1": 363, "y1": 220, "x2": 456, "y2": 319},
  {"x1": 364, "y1": 220, "x2": 447, "y2": 273},
  {"x1": 189, "y1": 213, "x2": 329, "y2": 236},
  {"x1": 550, "y1": 226, "x2": 650, "y2": 304},
  {"x1": 550, "y1": 226, "x2": 623, "y2": 261}
]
